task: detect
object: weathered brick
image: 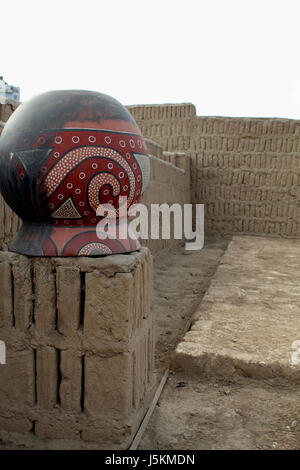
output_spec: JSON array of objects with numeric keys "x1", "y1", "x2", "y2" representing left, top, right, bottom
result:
[
  {"x1": 84, "y1": 352, "x2": 133, "y2": 420},
  {"x1": 36, "y1": 346, "x2": 58, "y2": 409},
  {"x1": 33, "y1": 259, "x2": 56, "y2": 335},
  {"x1": 0, "y1": 348, "x2": 35, "y2": 407},
  {"x1": 84, "y1": 271, "x2": 134, "y2": 344},
  {"x1": 0, "y1": 262, "x2": 13, "y2": 328},
  {"x1": 56, "y1": 265, "x2": 81, "y2": 334}
]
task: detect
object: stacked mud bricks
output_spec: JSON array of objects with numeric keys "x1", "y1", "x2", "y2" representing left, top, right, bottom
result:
[
  {"x1": 142, "y1": 143, "x2": 192, "y2": 253},
  {"x1": 0, "y1": 248, "x2": 154, "y2": 449},
  {"x1": 0, "y1": 100, "x2": 19, "y2": 129},
  {"x1": 128, "y1": 104, "x2": 300, "y2": 238},
  {"x1": 0, "y1": 102, "x2": 22, "y2": 249}
]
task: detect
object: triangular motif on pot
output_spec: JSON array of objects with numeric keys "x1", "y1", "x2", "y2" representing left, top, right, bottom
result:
[{"x1": 51, "y1": 197, "x2": 81, "y2": 219}]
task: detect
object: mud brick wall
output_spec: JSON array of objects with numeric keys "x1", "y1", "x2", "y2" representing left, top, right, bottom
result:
[
  {"x1": 0, "y1": 102, "x2": 22, "y2": 247},
  {"x1": 0, "y1": 247, "x2": 155, "y2": 449},
  {"x1": 141, "y1": 139, "x2": 192, "y2": 253},
  {"x1": 128, "y1": 105, "x2": 300, "y2": 238},
  {"x1": 0, "y1": 197, "x2": 21, "y2": 250},
  {"x1": 0, "y1": 101, "x2": 19, "y2": 133}
]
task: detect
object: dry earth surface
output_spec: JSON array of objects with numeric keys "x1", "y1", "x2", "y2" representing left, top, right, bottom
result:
[{"x1": 139, "y1": 370, "x2": 300, "y2": 450}]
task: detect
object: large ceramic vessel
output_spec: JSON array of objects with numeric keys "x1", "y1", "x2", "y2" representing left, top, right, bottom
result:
[{"x1": 0, "y1": 90, "x2": 150, "y2": 256}]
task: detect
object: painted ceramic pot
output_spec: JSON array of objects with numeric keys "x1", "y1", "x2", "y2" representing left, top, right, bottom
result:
[{"x1": 0, "y1": 90, "x2": 150, "y2": 256}]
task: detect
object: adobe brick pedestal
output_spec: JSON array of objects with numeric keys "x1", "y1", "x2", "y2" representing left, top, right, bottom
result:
[{"x1": 0, "y1": 247, "x2": 155, "y2": 449}]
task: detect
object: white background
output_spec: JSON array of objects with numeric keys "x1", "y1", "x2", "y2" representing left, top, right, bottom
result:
[{"x1": 2, "y1": 0, "x2": 300, "y2": 118}]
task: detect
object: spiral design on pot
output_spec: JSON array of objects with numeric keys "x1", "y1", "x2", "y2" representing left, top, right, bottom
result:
[{"x1": 41, "y1": 146, "x2": 136, "y2": 217}]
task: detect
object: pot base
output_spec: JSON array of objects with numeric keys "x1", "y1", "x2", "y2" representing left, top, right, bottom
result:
[{"x1": 10, "y1": 223, "x2": 140, "y2": 256}]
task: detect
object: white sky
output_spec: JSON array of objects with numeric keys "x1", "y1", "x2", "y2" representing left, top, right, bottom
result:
[{"x1": 2, "y1": 0, "x2": 300, "y2": 119}]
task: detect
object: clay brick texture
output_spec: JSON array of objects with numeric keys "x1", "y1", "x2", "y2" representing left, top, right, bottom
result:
[
  {"x1": 140, "y1": 141, "x2": 192, "y2": 253},
  {"x1": 0, "y1": 102, "x2": 22, "y2": 248},
  {"x1": 128, "y1": 104, "x2": 300, "y2": 238},
  {"x1": 0, "y1": 101, "x2": 19, "y2": 131},
  {"x1": 0, "y1": 248, "x2": 155, "y2": 449}
]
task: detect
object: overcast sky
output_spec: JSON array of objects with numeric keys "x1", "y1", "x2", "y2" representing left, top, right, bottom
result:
[{"x1": 2, "y1": 0, "x2": 300, "y2": 119}]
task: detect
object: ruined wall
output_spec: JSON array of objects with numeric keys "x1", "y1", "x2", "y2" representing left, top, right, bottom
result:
[
  {"x1": 141, "y1": 140, "x2": 191, "y2": 253},
  {"x1": 128, "y1": 104, "x2": 300, "y2": 238},
  {"x1": 0, "y1": 198, "x2": 21, "y2": 250},
  {"x1": 0, "y1": 247, "x2": 155, "y2": 449},
  {"x1": 0, "y1": 101, "x2": 19, "y2": 132},
  {"x1": 0, "y1": 102, "x2": 22, "y2": 248}
]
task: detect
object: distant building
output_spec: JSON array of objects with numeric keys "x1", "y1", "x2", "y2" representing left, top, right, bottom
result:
[{"x1": 0, "y1": 76, "x2": 20, "y2": 101}]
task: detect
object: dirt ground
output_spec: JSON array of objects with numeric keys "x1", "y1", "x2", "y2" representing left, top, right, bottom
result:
[
  {"x1": 139, "y1": 371, "x2": 300, "y2": 450},
  {"x1": 138, "y1": 237, "x2": 300, "y2": 450},
  {"x1": 152, "y1": 236, "x2": 230, "y2": 372}
]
